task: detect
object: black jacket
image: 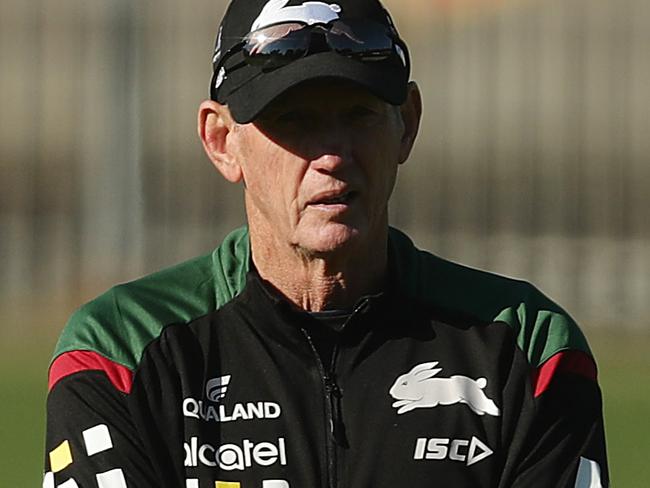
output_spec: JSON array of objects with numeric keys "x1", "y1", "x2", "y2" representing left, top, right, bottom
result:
[{"x1": 45, "y1": 227, "x2": 608, "y2": 488}]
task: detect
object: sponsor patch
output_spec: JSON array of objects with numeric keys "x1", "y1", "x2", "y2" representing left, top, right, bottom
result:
[
  {"x1": 183, "y1": 399, "x2": 281, "y2": 423},
  {"x1": 184, "y1": 437, "x2": 287, "y2": 472},
  {"x1": 185, "y1": 374, "x2": 282, "y2": 423},
  {"x1": 206, "y1": 375, "x2": 231, "y2": 402},
  {"x1": 414, "y1": 436, "x2": 493, "y2": 466}
]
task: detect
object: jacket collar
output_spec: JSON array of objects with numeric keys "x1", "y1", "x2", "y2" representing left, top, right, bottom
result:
[{"x1": 210, "y1": 225, "x2": 421, "y2": 308}]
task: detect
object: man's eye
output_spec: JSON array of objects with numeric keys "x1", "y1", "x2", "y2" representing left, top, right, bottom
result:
[
  {"x1": 276, "y1": 110, "x2": 310, "y2": 125},
  {"x1": 347, "y1": 106, "x2": 380, "y2": 123}
]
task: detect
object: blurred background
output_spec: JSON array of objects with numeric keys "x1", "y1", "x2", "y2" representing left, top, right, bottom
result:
[{"x1": 1, "y1": 0, "x2": 648, "y2": 485}]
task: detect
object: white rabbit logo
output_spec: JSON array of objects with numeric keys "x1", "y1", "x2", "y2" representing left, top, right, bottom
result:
[
  {"x1": 389, "y1": 362, "x2": 500, "y2": 416},
  {"x1": 251, "y1": 0, "x2": 342, "y2": 31}
]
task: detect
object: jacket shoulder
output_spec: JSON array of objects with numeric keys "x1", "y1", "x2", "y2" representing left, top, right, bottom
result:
[
  {"x1": 389, "y1": 227, "x2": 591, "y2": 368},
  {"x1": 52, "y1": 227, "x2": 251, "y2": 371}
]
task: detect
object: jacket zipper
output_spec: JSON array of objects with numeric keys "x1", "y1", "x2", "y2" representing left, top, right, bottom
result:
[
  {"x1": 300, "y1": 298, "x2": 370, "y2": 488},
  {"x1": 302, "y1": 329, "x2": 340, "y2": 488}
]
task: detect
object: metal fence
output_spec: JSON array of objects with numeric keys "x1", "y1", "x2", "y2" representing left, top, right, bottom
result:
[{"x1": 1, "y1": 0, "x2": 649, "y2": 341}]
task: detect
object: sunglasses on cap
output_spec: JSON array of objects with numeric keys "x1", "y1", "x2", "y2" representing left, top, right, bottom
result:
[{"x1": 212, "y1": 18, "x2": 408, "y2": 96}]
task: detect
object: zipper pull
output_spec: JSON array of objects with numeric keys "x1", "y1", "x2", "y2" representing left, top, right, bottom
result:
[
  {"x1": 353, "y1": 297, "x2": 371, "y2": 315},
  {"x1": 325, "y1": 375, "x2": 348, "y2": 447}
]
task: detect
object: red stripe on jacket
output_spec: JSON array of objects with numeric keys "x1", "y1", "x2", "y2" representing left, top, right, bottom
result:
[
  {"x1": 49, "y1": 350, "x2": 134, "y2": 394},
  {"x1": 531, "y1": 350, "x2": 597, "y2": 398}
]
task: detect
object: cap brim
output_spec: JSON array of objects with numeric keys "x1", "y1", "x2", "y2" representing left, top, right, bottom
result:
[{"x1": 223, "y1": 52, "x2": 407, "y2": 124}]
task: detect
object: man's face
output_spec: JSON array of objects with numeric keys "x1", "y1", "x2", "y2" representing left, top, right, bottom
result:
[{"x1": 226, "y1": 80, "x2": 415, "y2": 256}]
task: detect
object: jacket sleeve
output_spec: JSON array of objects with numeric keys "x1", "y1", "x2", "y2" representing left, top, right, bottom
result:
[
  {"x1": 499, "y1": 349, "x2": 609, "y2": 488},
  {"x1": 44, "y1": 357, "x2": 160, "y2": 488}
]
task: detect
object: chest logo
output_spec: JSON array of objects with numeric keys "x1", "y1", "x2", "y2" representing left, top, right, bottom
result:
[
  {"x1": 206, "y1": 374, "x2": 231, "y2": 402},
  {"x1": 389, "y1": 361, "x2": 500, "y2": 416},
  {"x1": 183, "y1": 374, "x2": 282, "y2": 423}
]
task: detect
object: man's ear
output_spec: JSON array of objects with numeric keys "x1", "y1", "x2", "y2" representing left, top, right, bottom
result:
[
  {"x1": 397, "y1": 81, "x2": 423, "y2": 165},
  {"x1": 198, "y1": 100, "x2": 243, "y2": 183}
]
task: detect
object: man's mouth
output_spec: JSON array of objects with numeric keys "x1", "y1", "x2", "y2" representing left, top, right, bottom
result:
[{"x1": 308, "y1": 191, "x2": 358, "y2": 207}]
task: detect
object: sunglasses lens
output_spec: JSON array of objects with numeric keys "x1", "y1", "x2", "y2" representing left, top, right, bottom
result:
[
  {"x1": 236, "y1": 19, "x2": 398, "y2": 74},
  {"x1": 326, "y1": 20, "x2": 394, "y2": 59},
  {"x1": 244, "y1": 23, "x2": 310, "y2": 68}
]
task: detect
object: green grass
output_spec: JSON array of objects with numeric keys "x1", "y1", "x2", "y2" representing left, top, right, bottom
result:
[
  {"x1": 590, "y1": 330, "x2": 650, "y2": 487},
  {"x1": 1, "y1": 330, "x2": 647, "y2": 487},
  {"x1": 0, "y1": 340, "x2": 52, "y2": 488}
]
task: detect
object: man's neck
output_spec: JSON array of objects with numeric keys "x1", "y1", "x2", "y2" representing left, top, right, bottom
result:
[{"x1": 249, "y1": 228, "x2": 388, "y2": 312}]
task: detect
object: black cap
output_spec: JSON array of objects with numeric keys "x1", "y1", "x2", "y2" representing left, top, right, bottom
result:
[{"x1": 210, "y1": 0, "x2": 410, "y2": 123}]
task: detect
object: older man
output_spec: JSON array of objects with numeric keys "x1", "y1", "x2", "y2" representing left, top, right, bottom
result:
[{"x1": 44, "y1": 0, "x2": 608, "y2": 487}]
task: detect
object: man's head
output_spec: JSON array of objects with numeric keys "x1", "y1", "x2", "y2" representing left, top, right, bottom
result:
[
  {"x1": 209, "y1": 0, "x2": 411, "y2": 123},
  {"x1": 199, "y1": 0, "x2": 422, "y2": 259}
]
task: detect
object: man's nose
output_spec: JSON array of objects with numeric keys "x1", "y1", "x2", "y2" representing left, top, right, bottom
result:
[
  {"x1": 308, "y1": 122, "x2": 354, "y2": 173},
  {"x1": 310, "y1": 152, "x2": 350, "y2": 174}
]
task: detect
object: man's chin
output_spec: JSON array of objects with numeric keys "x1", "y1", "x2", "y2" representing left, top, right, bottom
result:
[{"x1": 295, "y1": 223, "x2": 363, "y2": 256}]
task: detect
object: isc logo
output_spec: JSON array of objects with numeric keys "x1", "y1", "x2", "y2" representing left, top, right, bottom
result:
[{"x1": 413, "y1": 437, "x2": 493, "y2": 466}]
